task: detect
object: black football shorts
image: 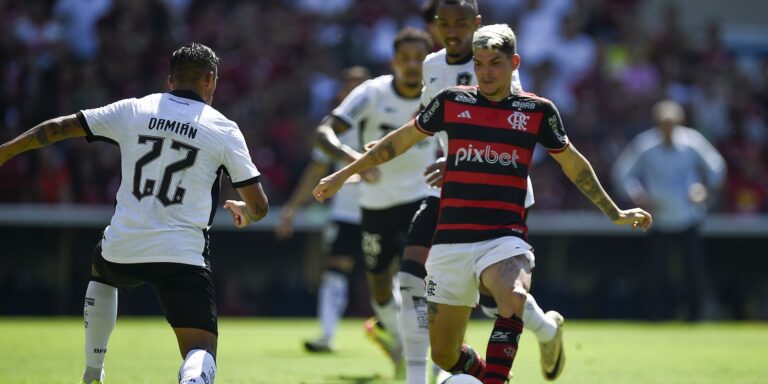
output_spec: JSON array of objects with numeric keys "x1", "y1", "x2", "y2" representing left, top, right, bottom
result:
[
  {"x1": 91, "y1": 241, "x2": 218, "y2": 335},
  {"x1": 329, "y1": 220, "x2": 363, "y2": 259},
  {"x1": 405, "y1": 196, "x2": 440, "y2": 249},
  {"x1": 361, "y1": 199, "x2": 423, "y2": 273}
]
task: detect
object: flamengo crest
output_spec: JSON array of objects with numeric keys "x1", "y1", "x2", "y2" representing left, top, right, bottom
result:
[{"x1": 507, "y1": 112, "x2": 530, "y2": 131}]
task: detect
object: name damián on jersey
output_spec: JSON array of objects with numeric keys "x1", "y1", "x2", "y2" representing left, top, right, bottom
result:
[{"x1": 78, "y1": 90, "x2": 261, "y2": 267}]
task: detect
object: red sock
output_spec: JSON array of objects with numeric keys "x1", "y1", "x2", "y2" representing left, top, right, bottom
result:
[
  {"x1": 448, "y1": 343, "x2": 486, "y2": 378},
  {"x1": 482, "y1": 315, "x2": 523, "y2": 384}
]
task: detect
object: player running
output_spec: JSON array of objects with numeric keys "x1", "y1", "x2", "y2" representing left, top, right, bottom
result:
[
  {"x1": 314, "y1": 24, "x2": 651, "y2": 384},
  {"x1": 398, "y1": 1, "x2": 566, "y2": 383},
  {"x1": 0, "y1": 43, "x2": 268, "y2": 384},
  {"x1": 314, "y1": 28, "x2": 436, "y2": 377}
]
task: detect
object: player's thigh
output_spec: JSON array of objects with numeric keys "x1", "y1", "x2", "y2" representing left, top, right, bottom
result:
[
  {"x1": 477, "y1": 237, "x2": 534, "y2": 292},
  {"x1": 150, "y1": 263, "x2": 218, "y2": 356},
  {"x1": 403, "y1": 245, "x2": 429, "y2": 265},
  {"x1": 476, "y1": 237, "x2": 535, "y2": 315},
  {"x1": 404, "y1": 196, "x2": 439, "y2": 264},
  {"x1": 90, "y1": 241, "x2": 143, "y2": 288},
  {"x1": 428, "y1": 302, "x2": 472, "y2": 367},
  {"x1": 361, "y1": 200, "x2": 421, "y2": 274},
  {"x1": 480, "y1": 256, "x2": 532, "y2": 293}
]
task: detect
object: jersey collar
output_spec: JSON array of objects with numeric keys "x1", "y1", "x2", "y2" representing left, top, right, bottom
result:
[
  {"x1": 477, "y1": 88, "x2": 515, "y2": 104},
  {"x1": 170, "y1": 89, "x2": 205, "y2": 103}
]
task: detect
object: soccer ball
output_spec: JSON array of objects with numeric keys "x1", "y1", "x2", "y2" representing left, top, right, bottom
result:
[{"x1": 440, "y1": 373, "x2": 483, "y2": 384}]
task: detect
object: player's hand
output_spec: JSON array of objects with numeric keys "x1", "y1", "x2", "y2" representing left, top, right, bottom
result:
[
  {"x1": 223, "y1": 200, "x2": 250, "y2": 228},
  {"x1": 313, "y1": 172, "x2": 347, "y2": 202},
  {"x1": 612, "y1": 208, "x2": 652, "y2": 231},
  {"x1": 424, "y1": 157, "x2": 446, "y2": 188},
  {"x1": 359, "y1": 167, "x2": 381, "y2": 183},
  {"x1": 274, "y1": 209, "x2": 295, "y2": 239}
]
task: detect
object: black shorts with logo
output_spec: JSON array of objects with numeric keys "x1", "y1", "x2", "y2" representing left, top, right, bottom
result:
[
  {"x1": 405, "y1": 196, "x2": 440, "y2": 248},
  {"x1": 91, "y1": 242, "x2": 218, "y2": 335},
  {"x1": 330, "y1": 220, "x2": 363, "y2": 258},
  {"x1": 361, "y1": 199, "x2": 423, "y2": 273}
]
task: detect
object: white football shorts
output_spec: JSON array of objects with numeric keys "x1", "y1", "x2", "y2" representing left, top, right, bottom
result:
[{"x1": 425, "y1": 236, "x2": 535, "y2": 307}]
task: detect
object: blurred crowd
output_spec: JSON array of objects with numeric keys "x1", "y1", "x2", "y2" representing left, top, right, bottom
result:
[{"x1": 1, "y1": 0, "x2": 766, "y2": 214}]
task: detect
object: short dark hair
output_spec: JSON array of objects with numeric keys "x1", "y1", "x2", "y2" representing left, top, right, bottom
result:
[
  {"x1": 421, "y1": 0, "x2": 439, "y2": 23},
  {"x1": 393, "y1": 27, "x2": 434, "y2": 53},
  {"x1": 437, "y1": 0, "x2": 478, "y2": 14},
  {"x1": 170, "y1": 42, "x2": 220, "y2": 84}
]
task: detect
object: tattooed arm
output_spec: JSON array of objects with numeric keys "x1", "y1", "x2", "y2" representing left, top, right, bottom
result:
[
  {"x1": 550, "y1": 144, "x2": 653, "y2": 231},
  {"x1": 313, "y1": 120, "x2": 428, "y2": 202},
  {"x1": 0, "y1": 114, "x2": 86, "y2": 166}
]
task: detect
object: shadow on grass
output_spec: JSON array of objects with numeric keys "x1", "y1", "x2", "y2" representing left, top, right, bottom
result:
[{"x1": 308, "y1": 373, "x2": 395, "y2": 384}]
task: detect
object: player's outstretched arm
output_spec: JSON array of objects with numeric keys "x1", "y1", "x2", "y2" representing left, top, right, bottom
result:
[
  {"x1": 550, "y1": 144, "x2": 652, "y2": 231},
  {"x1": 0, "y1": 114, "x2": 86, "y2": 166},
  {"x1": 313, "y1": 121, "x2": 428, "y2": 202},
  {"x1": 225, "y1": 182, "x2": 269, "y2": 228}
]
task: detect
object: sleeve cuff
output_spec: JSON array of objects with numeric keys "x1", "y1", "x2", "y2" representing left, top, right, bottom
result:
[
  {"x1": 76, "y1": 111, "x2": 96, "y2": 142},
  {"x1": 77, "y1": 111, "x2": 118, "y2": 146},
  {"x1": 330, "y1": 113, "x2": 353, "y2": 129},
  {"x1": 232, "y1": 175, "x2": 262, "y2": 188},
  {"x1": 413, "y1": 118, "x2": 434, "y2": 136},
  {"x1": 547, "y1": 140, "x2": 570, "y2": 154}
]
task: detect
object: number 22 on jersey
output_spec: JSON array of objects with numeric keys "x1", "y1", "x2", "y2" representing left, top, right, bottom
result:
[{"x1": 133, "y1": 134, "x2": 199, "y2": 206}]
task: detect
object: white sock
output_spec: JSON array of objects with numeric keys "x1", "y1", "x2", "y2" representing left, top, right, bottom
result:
[
  {"x1": 397, "y1": 271, "x2": 429, "y2": 384},
  {"x1": 522, "y1": 294, "x2": 558, "y2": 342},
  {"x1": 82, "y1": 281, "x2": 117, "y2": 383},
  {"x1": 318, "y1": 270, "x2": 348, "y2": 342},
  {"x1": 371, "y1": 290, "x2": 402, "y2": 347},
  {"x1": 178, "y1": 349, "x2": 216, "y2": 384}
]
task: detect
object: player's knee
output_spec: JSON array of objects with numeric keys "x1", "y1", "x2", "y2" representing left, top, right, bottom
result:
[
  {"x1": 431, "y1": 346, "x2": 460, "y2": 371},
  {"x1": 495, "y1": 288, "x2": 527, "y2": 318}
]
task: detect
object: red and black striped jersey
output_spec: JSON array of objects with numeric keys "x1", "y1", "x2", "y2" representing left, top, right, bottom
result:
[{"x1": 414, "y1": 86, "x2": 569, "y2": 244}]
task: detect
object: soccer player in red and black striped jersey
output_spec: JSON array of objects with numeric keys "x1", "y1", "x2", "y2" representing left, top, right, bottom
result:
[{"x1": 314, "y1": 24, "x2": 652, "y2": 384}]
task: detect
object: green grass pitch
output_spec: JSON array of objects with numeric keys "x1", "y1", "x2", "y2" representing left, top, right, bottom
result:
[{"x1": 0, "y1": 317, "x2": 766, "y2": 383}]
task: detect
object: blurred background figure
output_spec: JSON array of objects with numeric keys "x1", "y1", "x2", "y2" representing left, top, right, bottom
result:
[
  {"x1": 613, "y1": 99, "x2": 726, "y2": 321},
  {"x1": 275, "y1": 66, "x2": 370, "y2": 353}
]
